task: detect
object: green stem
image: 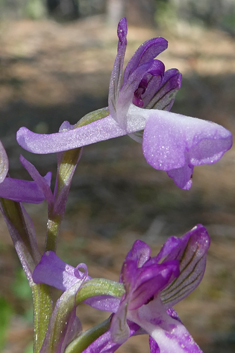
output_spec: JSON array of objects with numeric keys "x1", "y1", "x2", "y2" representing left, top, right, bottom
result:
[
  {"x1": 31, "y1": 283, "x2": 53, "y2": 353},
  {"x1": 65, "y1": 318, "x2": 111, "y2": 353},
  {"x1": 45, "y1": 148, "x2": 82, "y2": 252},
  {"x1": 46, "y1": 217, "x2": 60, "y2": 252},
  {"x1": 76, "y1": 279, "x2": 124, "y2": 305}
]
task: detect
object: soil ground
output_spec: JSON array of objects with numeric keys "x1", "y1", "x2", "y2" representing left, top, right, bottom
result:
[{"x1": 0, "y1": 15, "x2": 235, "y2": 353}]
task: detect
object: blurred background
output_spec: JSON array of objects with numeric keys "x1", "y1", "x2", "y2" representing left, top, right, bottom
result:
[{"x1": 0, "y1": 0, "x2": 235, "y2": 352}]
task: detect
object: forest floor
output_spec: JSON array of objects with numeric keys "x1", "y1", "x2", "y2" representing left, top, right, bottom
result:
[{"x1": 0, "y1": 15, "x2": 235, "y2": 353}]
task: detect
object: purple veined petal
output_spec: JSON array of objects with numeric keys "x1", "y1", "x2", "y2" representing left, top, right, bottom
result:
[
  {"x1": 0, "y1": 177, "x2": 50, "y2": 203},
  {"x1": 129, "y1": 296, "x2": 203, "y2": 353},
  {"x1": 133, "y1": 60, "x2": 165, "y2": 108},
  {"x1": 145, "y1": 69, "x2": 182, "y2": 110},
  {"x1": 20, "y1": 155, "x2": 54, "y2": 206},
  {"x1": 161, "y1": 225, "x2": 210, "y2": 308},
  {"x1": 118, "y1": 60, "x2": 165, "y2": 128},
  {"x1": 123, "y1": 37, "x2": 168, "y2": 85},
  {"x1": 108, "y1": 18, "x2": 128, "y2": 120},
  {"x1": 154, "y1": 237, "x2": 182, "y2": 264},
  {"x1": 142, "y1": 108, "x2": 233, "y2": 189},
  {"x1": 33, "y1": 251, "x2": 91, "y2": 291},
  {"x1": 0, "y1": 140, "x2": 8, "y2": 183}
]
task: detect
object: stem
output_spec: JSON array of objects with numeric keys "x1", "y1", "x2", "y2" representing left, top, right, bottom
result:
[
  {"x1": 31, "y1": 283, "x2": 53, "y2": 353},
  {"x1": 0, "y1": 199, "x2": 53, "y2": 352},
  {"x1": 45, "y1": 148, "x2": 82, "y2": 252},
  {"x1": 46, "y1": 217, "x2": 60, "y2": 251},
  {"x1": 77, "y1": 279, "x2": 124, "y2": 305},
  {"x1": 65, "y1": 318, "x2": 111, "y2": 353}
]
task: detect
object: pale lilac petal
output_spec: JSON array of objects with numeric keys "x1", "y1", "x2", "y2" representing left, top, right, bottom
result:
[
  {"x1": 16, "y1": 110, "x2": 148, "y2": 154},
  {"x1": 143, "y1": 109, "x2": 233, "y2": 189},
  {"x1": 17, "y1": 115, "x2": 126, "y2": 154},
  {"x1": 0, "y1": 140, "x2": 8, "y2": 183},
  {"x1": 129, "y1": 297, "x2": 203, "y2": 353}
]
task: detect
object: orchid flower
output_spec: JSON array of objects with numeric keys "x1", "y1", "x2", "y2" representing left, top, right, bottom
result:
[
  {"x1": 33, "y1": 224, "x2": 210, "y2": 353},
  {"x1": 108, "y1": 224, "x2": 210, "y2": 353},
  {"x1": 16, "y1": 18, "x2": 232, "y2": 189}
]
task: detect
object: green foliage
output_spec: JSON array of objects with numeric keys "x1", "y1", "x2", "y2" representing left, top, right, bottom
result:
[
  {"x1": 25, "y1": 0, "x2": 46, "y2": 20},
  {"x1": 12, "y1": 268, "x2": 33, "y2": 322},
  {"x1": 13, "y1": 268, "x2": 32, "y2": 300},
  {"x1": 0, "y1": 0, "x2": 46, "y2": 20},
  {"x1": 24, "y1": 341, "x2": 34, "y2": 353},
  {"x1": 0, "y1": 296, "x2": 12, "y2": 350},
  {"x1": 155, "y1": 0, "x2": 178, "y2": 28}
]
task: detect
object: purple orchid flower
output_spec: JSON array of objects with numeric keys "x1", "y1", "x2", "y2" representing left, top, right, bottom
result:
[
  {"x1": 16, "y1": 18, "x2": 232, "y2": 190},
  {"x1": 33, "y1": 224, "x2": 209, "y2": 353},
  {"x1": 106, "y1": 224, "x2": 210, "y2": 353}
]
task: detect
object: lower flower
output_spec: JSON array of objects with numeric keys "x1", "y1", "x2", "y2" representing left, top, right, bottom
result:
[{"x1": 34, "y1": 224, "x2": 210, "y2": 353}]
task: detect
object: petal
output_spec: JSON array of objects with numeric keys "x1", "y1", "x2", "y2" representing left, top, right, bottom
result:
[
  {"x1": 145, "y1": 69, "x2": 182, "y2": 110},
  {"x1": 129, "y1": 262, "x2": 179, "y2": 310},
  {"x1": 161, "y1": 225, "x2": 210, "y2": 308},
  {"x1": 82, "y1": 321, "x2": 140, "y2": 353},
  {"x1": 17, "y1": 115, "x2": 126, "y2": 154},
  {"x1": 85, "y1": 295, "x2": 121, "y2": 313},
  {"x1": 33, "y1": 251, "x2": 91, "y2": 291},
  {"x1": 108, "y1": 18, "x2": 128, "y2": 120},
  {"x1": 142, "y1": 108, "x2": 233, "y2": 189},
  {"x1": 124, "y1": 239, "x2": 151, "y2": 268},
  {"x1": 0, "y1": 177, "x2": 50, "y2": 203},
  {"x1": 167, "y1": 163, "x2": 193, "y2": 190},
  {"x1": 16, "y1": 109, "x2": 148, "y2": 154},
  {"x1": 110, "y1": 299, "x2": 130, "y2": 344},
  {"x1": 118, "y1": 60, "x2": 162, "y2": 128},
  {"x1": 129, "y1": 297, "x2": 203, "y2": 353},
  {"x1": 123, "y1": 37, "x2": 168, "y2": 85},
  {"x1": 20, "y1": 155, "x2": 54, "y2": 206},
  {"x1": 149, "y1": 336, "x2": 160, "y2": 353},
  {"x1": 154, "y1": 237, "x2": 182, "y2": 263},
  {"x1": 0, "y1": 140, "x2": 8, "y2": 183}
]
